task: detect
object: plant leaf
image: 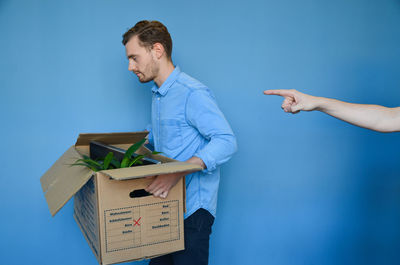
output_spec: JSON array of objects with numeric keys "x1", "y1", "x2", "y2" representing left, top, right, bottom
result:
[
  {"x1": 103, "y1": 152, "x2": 114, "y2": 170},
  {"x1": 123, "y1": 138, "x2": 146, "y2": 162},
  {"x1": 83, "y1": 159, "x2": 103, "y2": 168},
  {"x1": 75, "y1": 158, "x2": 103, "y2": 171},
  {"x1": 120, "y1": 157, "x2": 131, "y2": 168},
  {"x1": 71, "y1": 162, "x2": 98, "y2": 172},
  {"x1": 119, "y1": 138, "x2": 146, "y2": 168},
  {"x1": 128, "y1": 155, "x2": 145, "y2": 167},
  {"x1": 151, "y1": 151, "x2": 162, "y2": 155},
  {"x1": 110, "y1": 158, "x2": 121, "y2": 168}
]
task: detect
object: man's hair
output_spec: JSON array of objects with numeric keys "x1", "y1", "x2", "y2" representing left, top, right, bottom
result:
[{"x1": 122, "y1": 20, "x2": 172, "y2": 59}]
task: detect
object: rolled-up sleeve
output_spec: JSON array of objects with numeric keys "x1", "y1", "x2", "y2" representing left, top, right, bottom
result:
[{"x1": 186, "y1": 89, "x2": 237, "y2": 173}]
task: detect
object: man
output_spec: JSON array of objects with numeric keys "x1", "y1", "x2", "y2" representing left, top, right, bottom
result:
[
  {"x1": 264, "y1": 89, "x2": 400, "y2": 132},
  {"x1": 122, "y1": 21, "x2": 237, "y2": 265}
]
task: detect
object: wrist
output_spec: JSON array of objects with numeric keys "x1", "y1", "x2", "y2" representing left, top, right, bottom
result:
[
  {"x1": 312, "y1": 96, "x2": 326, "y2": 111},
  {"x1": 187, "y1": 156, "x2": 206, "y2": 169}
]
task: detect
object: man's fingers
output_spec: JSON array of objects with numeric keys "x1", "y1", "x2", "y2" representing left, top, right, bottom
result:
[
  {"x1": 147, "y1": 180, "x2": 161, "y2": 194},
  {"x1": 291, "y1": 103, "x2": 302, "y2": 113},
  {"x1": 148, "y1": 183, "x2": 163, "y2": 194},
  {"x1": 145, "y1": 173, "x2": 180, "y2": 199},
  {"x1": 282, "y1": 97, "x2": 295, "y2": 112},
  {"x1": 264, "y1": 89, "x2": 296, "y2": 98},
  {"x1": 282, "y1": 102, "x2": 302, "y2": 113},
  {"x1": 283, "y1": 106, "x2": 293, "y2": 113},
  {"x1": 160, "y1": 191, "x2": 168, "y2": 199},
  {"x1": 281, "y1": 104, "x2": 289, "y2": 111},
  {"x1": 145, "y1": 176, "x2": 159, "y2": 193},
  {"x1": 151, "y1": 189, "x2": 168, "y2": 199},
  {"x1": 282, "y1": 98, "x2": 294, "y2": 106},
  {"x1": 153, "y1": 188, "x2": 164, "y2": 197}
]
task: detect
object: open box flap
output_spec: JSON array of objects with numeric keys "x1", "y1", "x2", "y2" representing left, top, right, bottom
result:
[
  {"x1": 100, "y1": 162, "x2": 203, "y2": 181},
  {"x1": 75, "y1": 131, "x2": 148, "y2": 146},
  {"x1": 40, "y1": 146, "x2": 93, "y2": 216}
]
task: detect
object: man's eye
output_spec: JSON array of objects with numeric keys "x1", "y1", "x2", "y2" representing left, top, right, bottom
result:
[{"x1": 133, "y1": 56, "x2": 137, "y2": 61}]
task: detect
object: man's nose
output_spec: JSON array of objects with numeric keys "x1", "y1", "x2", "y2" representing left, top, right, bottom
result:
[{"x1": 128, "y1": 61, "x2": 136, "y2": 72}]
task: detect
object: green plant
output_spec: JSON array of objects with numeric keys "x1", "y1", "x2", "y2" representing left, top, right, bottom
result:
[{"x1": 71, "y1": 138, "x2": 161, "y2": 172}]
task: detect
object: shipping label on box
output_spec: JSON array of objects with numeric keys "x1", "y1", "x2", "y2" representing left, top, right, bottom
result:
[{"x1": 104, "y1": 200, "x2": 181, "y2": 252}]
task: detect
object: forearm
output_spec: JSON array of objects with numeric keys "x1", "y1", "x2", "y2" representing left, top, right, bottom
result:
[
  {"x1": 194, "y1": 134, "x2": 237, "y2": 172},
  {"x1": 186, "y1": 156, "x2": 206, "y2": 169},
  {"x1": 315, "y1": 97, "x2": 400, "y2": 132}
]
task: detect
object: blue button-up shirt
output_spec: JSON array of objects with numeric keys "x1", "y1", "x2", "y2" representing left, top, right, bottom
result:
[{"x1": 146, "y1": 66, "x2": 237, "y2": 218}]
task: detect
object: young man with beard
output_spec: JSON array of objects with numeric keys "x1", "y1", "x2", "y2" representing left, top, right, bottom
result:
[{"x1": 122, "y1": 20, "x2": 237, "y2": 265}]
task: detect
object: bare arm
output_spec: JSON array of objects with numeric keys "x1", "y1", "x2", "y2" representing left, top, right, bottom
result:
[{"x1": 264, "y1": 89, "x2": 400, "y2": 133}]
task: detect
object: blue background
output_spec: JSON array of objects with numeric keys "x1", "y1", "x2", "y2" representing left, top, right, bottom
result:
[{"x1": 1, "y1": 0, "x2": 400, "y2": 264}]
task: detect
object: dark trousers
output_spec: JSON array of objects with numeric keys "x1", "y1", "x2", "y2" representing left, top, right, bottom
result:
[{"x1": 149, "y1": 208, "x2": 215, "y2": 265}]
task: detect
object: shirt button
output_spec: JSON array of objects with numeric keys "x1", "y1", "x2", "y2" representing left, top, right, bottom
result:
[{"x1": 157, "y1": 97, "x2": 160, "y2": 100}]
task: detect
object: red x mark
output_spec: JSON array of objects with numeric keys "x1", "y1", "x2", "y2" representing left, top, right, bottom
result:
[{"x1": 133, "y1": 217, "x2": 141, "y2": 226}]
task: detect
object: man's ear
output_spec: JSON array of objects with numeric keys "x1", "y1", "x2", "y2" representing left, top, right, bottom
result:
[{"x1": 152, "y1": 43, "x2": 165, "y2": 59}]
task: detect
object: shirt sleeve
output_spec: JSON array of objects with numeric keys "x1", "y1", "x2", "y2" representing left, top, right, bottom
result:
[{"x1": 186, "y1": 89, "x2": 237, "y2": 173}]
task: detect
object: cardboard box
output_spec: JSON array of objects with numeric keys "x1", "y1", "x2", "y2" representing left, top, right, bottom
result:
[{"x1": 40, "y1": 132, "x2": 202, "y2": 265}]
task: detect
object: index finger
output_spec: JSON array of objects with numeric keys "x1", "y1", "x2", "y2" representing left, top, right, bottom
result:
[{"x1": 263, "y1": 89, "x2": 295, "y2": 98}]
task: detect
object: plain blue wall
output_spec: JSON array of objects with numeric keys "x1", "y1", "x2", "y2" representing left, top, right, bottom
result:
[{"x1": 1, "y1": 0, "x2": 400, "y2": 264}]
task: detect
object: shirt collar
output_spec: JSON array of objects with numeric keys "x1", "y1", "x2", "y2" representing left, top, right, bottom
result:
[{"x1": 152, "y1": 66, "x2": 181, "y2": 96}]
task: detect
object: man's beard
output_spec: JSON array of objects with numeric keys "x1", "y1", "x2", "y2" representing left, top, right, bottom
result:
[
  {"x1": 138, "y1": 74, "x2": 152, "y2": 83},
  {"x1": 138, "y1": 60, "x2": 159, "y2": 83}
]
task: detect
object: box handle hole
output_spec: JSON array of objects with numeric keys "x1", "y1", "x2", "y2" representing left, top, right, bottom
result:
[{"x1": 129, "y1": 189, "x2": 151, "y2": 198}]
